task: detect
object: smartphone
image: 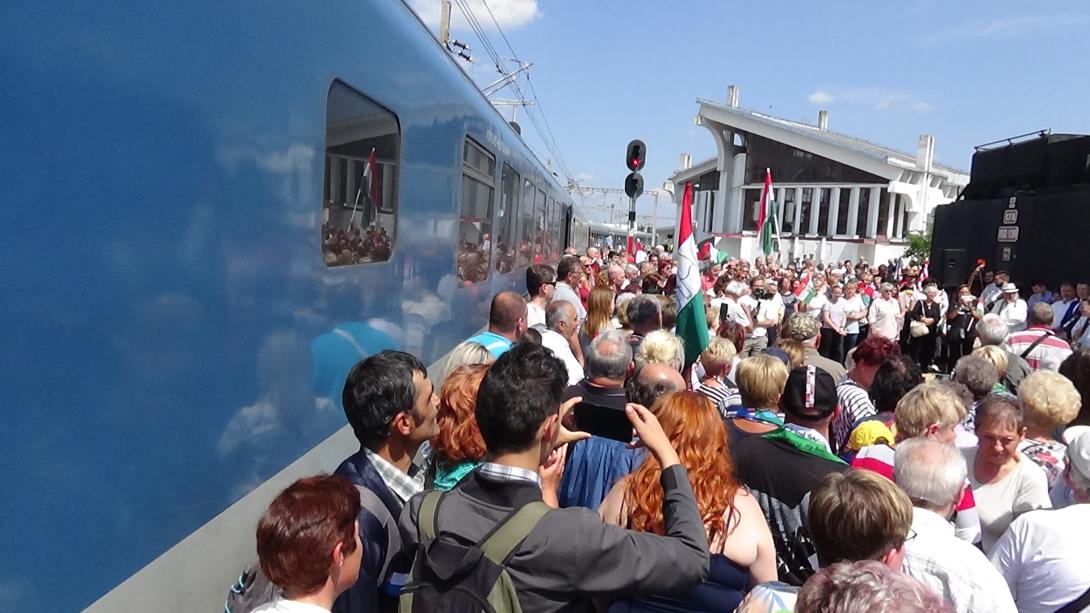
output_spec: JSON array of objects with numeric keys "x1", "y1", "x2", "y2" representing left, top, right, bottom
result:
[{"x1": 572, "y1": 402, "x2": 634, "y2": 443}]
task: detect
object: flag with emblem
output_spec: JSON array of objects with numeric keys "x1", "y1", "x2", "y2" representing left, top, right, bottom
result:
[
  {"x1": 675, "y1": 182, "x2": 710, "y2": 366},
  {"x1": 757, "y1": 168, "x2": 777, "y2": 256}
]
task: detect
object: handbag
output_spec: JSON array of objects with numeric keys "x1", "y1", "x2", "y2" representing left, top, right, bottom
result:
[{"x1": 910, "y1": 320, "x2": 930, "y2": 338}]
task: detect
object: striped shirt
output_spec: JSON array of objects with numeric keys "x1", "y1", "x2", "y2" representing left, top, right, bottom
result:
[
  {"x1": 697, "y1": 381, "x2": 741, "y2": 419},
  {"x1": 830, "y1": 376, "x2": 875, "y2": 454},
  {"x1": 1005, "y1": 326, "x2": 1072, "y2": 372}
]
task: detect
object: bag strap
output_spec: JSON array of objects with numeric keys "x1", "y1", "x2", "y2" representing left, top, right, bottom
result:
[
  {"x1": 480, "y1": 501, "x2": 551, "y2": 565},
  {"x1": 354, "y1": 485, "x2": 403, "y2": 587},
  {"x1": 416, "y1": 490, "x2": 444, "y2": 544},
  {"x1": 1020, "y1": 330, "x2": 1054, "y2": 360},
  {"x1": 1055, "y1": 582, "x2": 1090, "y2": 613}
]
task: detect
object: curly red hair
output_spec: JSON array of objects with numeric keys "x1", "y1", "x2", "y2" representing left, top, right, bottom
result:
[
  {"x1": 430, "y1": 364, "x2": 488, "y2": 467},
  {"x1": 625, "y1": 391, "x2": 739, "y2": 543}
]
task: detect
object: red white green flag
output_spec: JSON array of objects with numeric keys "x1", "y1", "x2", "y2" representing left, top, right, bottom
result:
[
  {"x1": 675, "y1": 182, "x2": 710, "y2": 367},
  {"x1": 757, "y1": 168, "x2": 776, "y2": 256}
]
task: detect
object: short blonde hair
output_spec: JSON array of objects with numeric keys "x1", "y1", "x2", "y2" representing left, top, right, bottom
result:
[
  {"x1": 735, "y1": 355, "x2": 789, "y2": 409},
  {"x1": 894, "y1": 382, "x2": 964, "y2": 439},
  {"x1": 972, "y1": 345, "x2": 1009, "y2": 378},
  {"x1": 635, "y1": 330, "x2": 685, "y2": 372},
  {"x1": 438, "y1": 341, "x2": 495, "y2": 385},
  {"x1": 700, "y1": 337, "x2": 737, "y2": 376},
  {"x1": 1019, "y1": 371, "x2": 1082, "y2": 430}
]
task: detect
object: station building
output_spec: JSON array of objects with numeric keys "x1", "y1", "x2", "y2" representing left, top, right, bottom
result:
[{"x1": 669, "y1": 86, "x2": 969, "y2": 264}]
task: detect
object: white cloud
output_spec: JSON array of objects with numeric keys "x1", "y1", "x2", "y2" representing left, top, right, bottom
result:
[
  {"x1": 935, "y1": 14, "x2": 1090, "y2": 41},
  {"x1": 408, "y1": 0, "x2": 542, "y2": 32},
  {"x1": 806, "y1": 86, "x2": 932, "y2": 113}
]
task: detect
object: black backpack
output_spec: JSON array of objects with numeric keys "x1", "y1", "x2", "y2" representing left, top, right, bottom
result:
[{"x1": 400, "y1": 491, "x2": 550, "y2": 613}]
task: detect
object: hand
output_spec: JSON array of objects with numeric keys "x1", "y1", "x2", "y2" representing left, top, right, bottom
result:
[
  {"x1": 555, "y1": 396, "x2": 591, "y2": 447},
  {"x1": 625, "y1": 403, "x2": 680, "y2": 469},
  {"x1": 539, "y1": 443, "x2": 568, "y2": 507}
]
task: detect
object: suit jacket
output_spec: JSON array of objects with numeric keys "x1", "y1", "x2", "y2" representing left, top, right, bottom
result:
[{"x1": 399, "y1": 466, "x2": 710, "y2": 612}]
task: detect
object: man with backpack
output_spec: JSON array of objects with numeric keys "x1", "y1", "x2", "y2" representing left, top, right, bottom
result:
[{"x1": 398, "y1": 342, "x2": 709, "y2": 612}]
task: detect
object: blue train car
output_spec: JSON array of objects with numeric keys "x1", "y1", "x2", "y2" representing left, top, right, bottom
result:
[{"x1": 0, "y1": 2, "x2": 572, "y2": 610}]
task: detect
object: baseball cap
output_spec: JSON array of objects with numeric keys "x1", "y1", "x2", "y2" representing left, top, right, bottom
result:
[
  {"x1": 848, "y1": 420, "x2": 896, "y2": 452},
  {"x1": 781, "y1": 365, "x2": 838, "y2": 419},
  {"x1": 1063, "y1": 426, "x2": 1090, "y2": 480},
  {"x1": 785, "y1": 313, "x2": 821, "y2": 341}
]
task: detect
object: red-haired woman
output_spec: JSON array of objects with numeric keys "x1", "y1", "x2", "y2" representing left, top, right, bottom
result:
[
  {"x1": 599, "y1": 391, "x2": 776, "y2": 612},
  {"x1": 253, "y1": 475, "x2": 362, "y2": 611},
  {"x1": 429, "y1": 364, "x2": 488, "y2": 491}
]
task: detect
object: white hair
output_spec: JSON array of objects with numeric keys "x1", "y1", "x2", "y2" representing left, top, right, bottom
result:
[
  {"x1": 635, "y1": 330, "x2": 685, "y2": 372},
  {"x1": 893, "y1": 438, "x2": 966, "y2": 509},
  {"x1": 438, "y1": 340, "x2": 494, "y2": 385},
  {"x1": 976, "y1": 314, "x2": 1010, "y2": 346},
  {"x1": 797, "y1": 560, "x2": 951, "y2": 613}
]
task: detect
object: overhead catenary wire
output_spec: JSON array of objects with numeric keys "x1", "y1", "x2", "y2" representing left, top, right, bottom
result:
[{"x1": 451, "y1": 0, "x2": 573, "y2": 184}]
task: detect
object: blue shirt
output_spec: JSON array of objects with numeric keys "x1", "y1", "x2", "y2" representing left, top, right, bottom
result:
[{"x1": 464, "y1": 330, "x2": 513, "y2": 358}]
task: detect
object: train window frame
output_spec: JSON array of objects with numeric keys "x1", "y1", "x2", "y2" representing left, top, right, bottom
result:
[
  {"x1": 321, "y1": 80, "x2": 400, "y2": 267},
  {"x1": 458, "y1": 137, "x2": 496, "y2": 284},
  {"x1": 496, "y1": 162, "x2": 520, "y2": 274}
]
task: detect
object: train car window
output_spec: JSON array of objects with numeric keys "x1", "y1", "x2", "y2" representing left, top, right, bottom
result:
[
  {"x1": 322, "y1": 81, "x2": 399, "y2": 266},
  {"x1": 459, "y1": 138, "x2": 496, "y2": 283},
  {"x1": 496, "y1": 163, "x2": 519, "y2": 274},
  {"x1": 519, "y1": 178, "x2": 536, "y2": 267},
  {"x1": 550, "y1": 200, "x2": 561, "y2": 259},
  {"x1": 534, "y1": 188, "x2": 547, "y2": 262}
]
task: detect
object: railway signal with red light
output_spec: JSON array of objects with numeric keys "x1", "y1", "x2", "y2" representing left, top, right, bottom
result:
[{"x1": 626, "y1": 140, "x2": 646, "y2": 172}]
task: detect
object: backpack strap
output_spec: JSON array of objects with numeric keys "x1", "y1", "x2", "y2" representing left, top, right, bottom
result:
[
  {"x1": 416, "y1": 490, "x2": 444, "y2": 544},
  {"x1": 1019, "y1": 330, "x2": 1054, "y2": 360},
  {"x1": 479, "y1": 501, "x2": 551, "y2": 565}
]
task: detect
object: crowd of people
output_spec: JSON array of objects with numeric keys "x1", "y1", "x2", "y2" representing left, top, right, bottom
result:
[{"x1": 234, "y1": 245, "x2": 1090, "y2": 613}]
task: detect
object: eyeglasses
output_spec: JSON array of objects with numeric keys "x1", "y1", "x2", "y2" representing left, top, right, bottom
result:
[{"x1": 905, "y1": 528, "x2": 918, "y2": 542}]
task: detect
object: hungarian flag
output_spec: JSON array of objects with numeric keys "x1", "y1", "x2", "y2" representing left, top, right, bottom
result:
[
  {"x1": 675, "y1": 182, "x2": 710, "y2": 367},
  {"x1": 757, "y1": 168, "x2": 776, "y2": 256},
  {"x1": 362, "y1": 148, "x2": 379, "y2": 216},
  {"x1": 794, "y1": 272, "x2": 817, "y2": 305},
  {"x1": 697, "y1": 236, "x2": 727, "y2": 263}
]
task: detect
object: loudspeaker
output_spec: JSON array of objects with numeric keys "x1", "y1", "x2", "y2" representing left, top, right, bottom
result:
[{"x1": 938, "y1": 248, "x2": 970, "y2": 287}]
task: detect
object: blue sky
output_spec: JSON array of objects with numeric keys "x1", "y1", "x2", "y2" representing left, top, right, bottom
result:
[{"x1": 410, "y1": 0, "x2": 1090, "y2": 223}]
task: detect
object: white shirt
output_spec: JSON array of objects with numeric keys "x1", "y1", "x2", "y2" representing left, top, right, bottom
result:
[
  {"x1": 740, "y1": 294, "x2": 782, "y2": 338},
  {"x1": 1052, "y1": 298, "x2": 1081, "y2": 329},
  {"x1": 903, "y1": 507, "x2": 1017, "y2": 613},
  {"x1": 253, "y1": 599, "x2": 331, "y2": 612},
  {"x1": 526, "y1": 302, "x2": 546, "y2": 329},
  {"x1": 962, "y1": 449, "x2": 1052, "y2": 553},
  {"x1": 990, "y1": 504, "x2": 1090, "y2": 613},
  {"x1": 839, "y1": 294, "x2": 865, "y2": 334},
  {"x1": 868, "y1": 296, "x2": 902, "y2": 340},
  {"x1": 806, "y1": 293, "x2": 828, "y2": 320},
  {"x1": 540, "y1": 328, "x2": 584, "y2": 385},
  {"x1": 552, "y1": 282, "x2": 586, "y2": 321},
  {"x1": 993, "y1": 297, "x2": 1028, "y2": 333},
  {"x1": 712, "y1": 296, "x2": 751, "y2": 329},
  {"x1": 981, "y1": 283, "x2": 1004, "y2": 308}
]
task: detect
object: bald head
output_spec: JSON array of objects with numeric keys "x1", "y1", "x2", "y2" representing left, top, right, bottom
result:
[
  {"x1": 489, "y1": 291, "x2": 527, "y2": 338},
  {"x1": 625, "y1": 362, "x2": 686, "y2": 409}
]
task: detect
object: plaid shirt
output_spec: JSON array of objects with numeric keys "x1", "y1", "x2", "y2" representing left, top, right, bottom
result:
[
  {"x1": 478, "y1": 462, "x2": 541, "y2": 487},
  {"x1": 364, "y1": 447, "x2": 424, "y2": 506}
]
